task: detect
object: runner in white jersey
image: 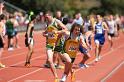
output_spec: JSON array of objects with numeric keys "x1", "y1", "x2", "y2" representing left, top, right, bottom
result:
[{"x1": 107, "y1": 15, "x2": 117, "y2": 49}]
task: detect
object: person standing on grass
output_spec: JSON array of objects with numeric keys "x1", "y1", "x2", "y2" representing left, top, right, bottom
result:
[
  {"x1": 0, "y1": 14, "x2": 6, "y2": 68},
  {"x1": 42, "y1": 11, "x2": 67, "y2": 82},
  {"x1": 93, "y1": 15, "x2": 108, "y2": 62},
  {"x1": 24, "y1": 14, "x2": 36, "y2": 67}
]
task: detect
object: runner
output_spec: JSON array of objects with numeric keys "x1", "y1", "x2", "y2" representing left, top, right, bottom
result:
[
  {"x1": 55, "y1": 10, "x2": 63, "y2": 22},
  {"x1": 83, "y1": 16, "x2": 93, "y2": 50},
  {"x1": 93, "y1": 15, "x2": 108, "y2": 62},
  {"x1": 24, "y1": 14, "x2": 36, "y2": 67},
  {"x1": 115, "y1": 14, "x2": 121, "y2": 37},
  {"x1": 42, "y1": 11, "x2": 67, "y2": 82},
  {"x1": 6, "y1": 14, "x2": 15, "y2": 51},
  {"x1": 107, "y1": 15, "x2": 117, "y2": 49},
  {"x1": 72, "y1": 12, "x2": 83, "y2": 26},
  {"x1": 60, "y1": 23, "x2": 82, "y2": 82},
  {"x1": 53, "y1": 10, "x2": 64, "y2": 69},
  {"x1": 78, "y1": 17, "x2": 92, "y2": 68},
  {"x1": 13, "y1": 15, "x2": 19, "y2": 48},
  {"x1": 0, "y1": 14, "x2": 6, "y2": 68}
]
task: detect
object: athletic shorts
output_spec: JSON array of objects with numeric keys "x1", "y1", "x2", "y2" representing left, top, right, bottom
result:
[
  {"x1": 108, "y1": 33, "x2": 115, "y2": 37},
  {"x1": 0, "y1": 37, "x2": 4, "y2": 48},
  {"x1": 79, "y1": 45, "x2": 88, "y2": 55},
  {"x1": 25, "y1": 37, "x2": 34, "y2": 47},
  {"x1": 71, "y1": 58, "x2": 75, "y2": 63},
  {"x1": 94, "y1": 34, "x2": 105, "y2": 45},
  {"x1": 54, "y1": 45, "x2": 65, "y2": 54},
  {"x1": 46, "y1": 44, "x2": 55, "y2": 50},
  {"x1": 7, "y1": 30, "x2": 15, "y2": 39},
  {"x1": 14, "y1": 28, "x2": 18, "y2": 36}
]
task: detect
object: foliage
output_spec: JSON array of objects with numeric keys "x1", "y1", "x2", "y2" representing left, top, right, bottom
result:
[{"x1": 4, "y1": 0, "x2": 124, "y2": 16}]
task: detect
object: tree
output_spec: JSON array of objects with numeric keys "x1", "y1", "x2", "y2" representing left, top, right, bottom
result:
[{"x1": 100, "y1": 0, "x2": 124, "y2": 15}]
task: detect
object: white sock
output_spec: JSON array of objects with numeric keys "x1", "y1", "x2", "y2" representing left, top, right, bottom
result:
[{"x1": 61, "y1": 74, "x2": 67, "y2": 82}]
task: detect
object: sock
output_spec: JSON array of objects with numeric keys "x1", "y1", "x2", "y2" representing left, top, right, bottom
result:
[{"x1": 61, "y1": 74, "x2": 67, "y2": 82}]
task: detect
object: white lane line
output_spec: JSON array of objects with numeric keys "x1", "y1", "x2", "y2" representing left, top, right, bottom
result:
[
  {"x1": 6, "y1": 38, "x2": 124, "y2": 81},
  {"x1": 2, "y1": 47, "x2": 44, "y2": 60},
  {"x1": 8, "y1": 68, "x2": 43, "y2": 82},
  {"x1": 75, "y1": 80, "x2": 83, "y2": 82},
  {"x1": 2, "y1": 41, "x2": 45, "y2": 60},
  {"x1": 10, "y1": 44, "x2": 123, "y2": 82},
  {"x1": 68, "y1": 44, "x2": 124, "y2": 79},
  {"x1": 24, "y1": 80, "x2": 46, "y2": 82},
  {"x1": 101, "y1": 61, "x2": 124, "y2": 82},
  {"x1": 0, "y1": 53, "x2": 46, "y2": 71}
]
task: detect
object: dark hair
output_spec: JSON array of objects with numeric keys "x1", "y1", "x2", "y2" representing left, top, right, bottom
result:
[
  {"x1": 70, "y1": 23, "x2": 81, "y2": 36},
  {"x1": 0, "y1": 14, "x2": 5, "y2": 21},
  {"x1": 30, "y1": 15, "x2": 36, "y2": 21},
  {"x1": 62, "y1": 17, "x2": 68, "y2": 25}
]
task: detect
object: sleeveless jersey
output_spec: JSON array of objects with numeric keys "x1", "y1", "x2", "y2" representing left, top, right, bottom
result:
[
  {"x1": 6, "y1": 20, "x2": 14, "y2": 35},
  {"x1": 64, "y1": 35, "x2": 80, "y2": 58},
  {"x1": 107, "y1": 20, "x2": 115, "y2": 34},
  {"x1": 25, "y1": 23, "x2": 34, "y2": 38},
  {"x1": 46, "y1": 18, "x2": 61, "y2": 46},
  {"x1": 95, "y1": 22, "x2": 104, "y2": 34}
]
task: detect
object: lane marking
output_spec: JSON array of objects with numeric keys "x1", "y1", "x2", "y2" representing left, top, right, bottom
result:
[
  {"x1": 7, "y1": 44, "x2": 124, "y2": 82},
  {"x1": 2, "y1": 47, "x2": 44, "y2": 60},
  {"x1": 101, "y1": 61, "x2": 124, "y2": 82},
  {"x1": 3, "y1": 34, "x2": 124, "y2": 81},
  {"x1": 68, "y1": 44, "x2": 124, "y2": 81},
  {"x1": 0, "y1": 53, "x2": 46, "y2": 71},
  {"x1": 24, "y1": 80, "x2": 46, "y2": 82},
  {"x1": 8, "y1": 68, "x2": 43, "y2": 82}
]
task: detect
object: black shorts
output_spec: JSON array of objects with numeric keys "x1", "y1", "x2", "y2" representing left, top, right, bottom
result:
[
  {"x1": 0, "y1": 37, "x2": 4, "y2": 48},
  {"x1": 7, "y1": 30, "x2": 15, "y2": 39},
  {"x1": 54, "y1": 46, "x2": 63, "y2": 52},
  {"x1": 108, "y1": 33, "x2": 115, "y2": 37},
  {"x1": 25, "y1": 37, "x2": 34, "y2": 47},
  {"x1": 71, "y1": 58, "x2": 75, "y2": 63}
]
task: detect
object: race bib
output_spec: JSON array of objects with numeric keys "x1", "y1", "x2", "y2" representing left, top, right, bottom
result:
[
  {"x1": 65, "y1": 39, "x2": 79, "y2": 58},
  {"x1": 47, "y1": 25, "x2": 58, "y2": 44},
  {"x1": 96, "y1": 29, "x2": 103, "y2": 34}
]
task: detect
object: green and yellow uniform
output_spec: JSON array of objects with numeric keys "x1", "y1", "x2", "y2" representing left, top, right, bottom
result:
[{"x1": 46, "y1": 18, "x2": 62, "y2": 50}]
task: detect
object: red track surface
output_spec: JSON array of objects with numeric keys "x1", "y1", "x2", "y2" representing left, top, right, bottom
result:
[{"x1": 0, "y1": 31, "x2": 124, "y2": 82}]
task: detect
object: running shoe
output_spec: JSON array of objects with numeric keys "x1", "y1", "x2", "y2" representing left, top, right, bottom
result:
[
  {"x1": 95, "y1": 58, "x2": 99, "y2": 62},
  {"x1": 44, "y1": 63, "x2": 50, "y2": 68},
  {"x1": 0, "y1": 63, "x2": 5, "y2": 68},
  {"x1": 78, "y1": 63, "x2": 89, "y2": 68},
  {"x1": 60, "y1": 74, "x2": 67, "y2": 82},
  {"x1": 55, "y1": 65, "x2": 64, "y2": 69},
  {"x1": 8, "y1": 47, "x2": 14, "y2": 51},
  {"x1": 71, "y1": 71, "x2": 75, "y2": 82},
  {"x1": 54, "y1": 78, "x2": 60, "y2": 82},
  {"x1": 95, "y1": 56, "x2": 101, "y2": 62},
  {"x1": 25, "y1": 62, "x2": 31, "y2": 68}
]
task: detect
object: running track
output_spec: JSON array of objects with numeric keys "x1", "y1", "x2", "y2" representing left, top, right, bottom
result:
[{"x1": 0, "y1": 31, "x2": 124, "y2": 82}]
